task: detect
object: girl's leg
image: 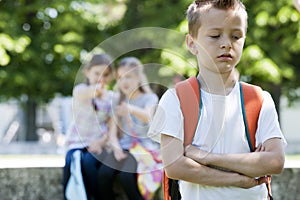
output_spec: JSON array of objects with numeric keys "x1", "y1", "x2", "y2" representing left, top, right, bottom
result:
[
  {"x1": 63, "y1": 148, "x2": 82, "y2": 200},
  {"x1": 97, "y1": 164, "x2": 117, "y2": 200},
  {"x1": 81, "y1": 151, "x2": 101, "y2": 200},
  {"x1": 118, "y1": 171, "x2": 143, "y2": 200},
  {"x1": 118, "y1": 153, "x2": 143, "y2": 200}
]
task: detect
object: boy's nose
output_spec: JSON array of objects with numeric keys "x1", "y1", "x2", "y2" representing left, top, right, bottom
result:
[
  {"x1": 220, "y1": 37, "x2": 232, "y2": 49},
  {"x1": 220, "y1": 42, "x2": 232, "y2": 49}
]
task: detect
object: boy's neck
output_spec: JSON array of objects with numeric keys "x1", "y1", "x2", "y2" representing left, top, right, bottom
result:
[{"x1": 197, "y1": 69, "x2": 238, "y2": 96}]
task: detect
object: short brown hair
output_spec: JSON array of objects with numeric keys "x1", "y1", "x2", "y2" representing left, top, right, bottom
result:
[
  {"x1": 187, "y1": 0, "x2": 247, "y2": 38},
  {"x1": 84, "y1": 53, "x2": 114, "y2": 71}
]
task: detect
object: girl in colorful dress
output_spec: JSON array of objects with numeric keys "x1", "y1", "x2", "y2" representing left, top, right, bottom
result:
[{"x1": 108, "y1": 57, "x2": 162, "y2": 200}]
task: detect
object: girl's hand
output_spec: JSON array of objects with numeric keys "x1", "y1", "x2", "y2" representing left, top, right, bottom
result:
[
  {"x1": 94, "y1": 83, "x2": 104, "y2": 98},
  {"x1": 116, "y1": 102, "x2": 129, "y2": 116},
  {"x1": 88, "y1": 135, "x2": 108, "y2": 154},
  {"x1": 88, "y1": 140, "x2": 103, "y2": 154},
  {"x1": 113, "y1": 147, "x2": 128, "y2": 161}
]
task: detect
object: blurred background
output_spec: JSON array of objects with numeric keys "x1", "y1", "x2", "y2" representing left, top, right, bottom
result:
[
  {"x1": 1, "y1": 0, "x2": 299, "y2": 154},
  {"x1": 1, "y1": 0, "x2": 300, "y2": 199}
]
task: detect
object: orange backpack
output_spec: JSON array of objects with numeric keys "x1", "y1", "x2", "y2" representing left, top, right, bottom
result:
[{"x1": 163, "y1": 76, "x2": 273, "y2": 200}]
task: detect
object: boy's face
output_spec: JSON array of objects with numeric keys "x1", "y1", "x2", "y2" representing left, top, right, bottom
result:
[{"x1": 187, "y1": 7, "x2": 247, "y2": 74}]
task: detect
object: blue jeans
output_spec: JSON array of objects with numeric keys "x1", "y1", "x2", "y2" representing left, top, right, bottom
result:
[
  {"x1": 63, "y1": 148, "x2": 86, "y2": 200},
  {"x1": 81, "y1": 150, "x2": 115, "y2": 200},
  {"x1": 89, "y1": 149, "x2": 144, "y2": 200},
  {"x1": 63, "y1": 148, "x2": 143, "y2": 200}
]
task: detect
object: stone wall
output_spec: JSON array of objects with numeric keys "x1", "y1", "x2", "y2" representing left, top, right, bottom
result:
[
  {"x1": 0, "y1": 167, "x2": 63, "y2": 200},
  {"x1": 0, "y1": 167, "x2": 299, "y2": 200},
  {"x1": 271, "y1": 168, "x2": 300, "y2": 200},
  {"x1": 0, "y1": 167, "x2": 160, "y2": 200}
]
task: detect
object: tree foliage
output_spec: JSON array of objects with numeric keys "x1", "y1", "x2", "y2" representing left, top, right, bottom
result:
[
  {"x1": 3, "y1": 0, "x2": 298, "y2": 103},
  {"x1": 0, "y1": 0, "x2": 124, "y2": 102},
  {"x1": 0, "y1": 0, "x2": 124, "y2": 140},
  {"x1": 240, "y1": 0, "x2": 300, "y2": 105}
]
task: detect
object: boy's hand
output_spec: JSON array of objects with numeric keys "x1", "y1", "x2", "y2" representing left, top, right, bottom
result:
[
  {"x1": 255, "y1": 143, "x2": 265, "y2": 152},
  {"x1": 238, "y1": 175, "x2": 268, "y2": 189}
]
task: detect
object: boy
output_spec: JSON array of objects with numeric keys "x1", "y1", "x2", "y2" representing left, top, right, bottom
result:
[{"x1": 148, "y1": 0, "x2": 286, "y2": 199}]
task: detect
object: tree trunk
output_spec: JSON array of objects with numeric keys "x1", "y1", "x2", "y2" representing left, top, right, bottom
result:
[
  {"x1": 270, "y1": 84, "x2": 282, "y2": 123},
  {"x1": 24, "y1": 97, "x2": 38, "y2": 141}
]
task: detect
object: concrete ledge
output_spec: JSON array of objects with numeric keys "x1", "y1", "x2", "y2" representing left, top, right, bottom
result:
[
  {"x1": 1, "y1": 143, "x2": 298, "y2": 199},
  {"x1": 0, "y1": 167, "x2": 63, "y2": 200},
  {"x1": 0, "y1": 153, "x2": 299, "y2": 200},
  {"x1": 0, "y1": 166, "x2": 134, "y2": 200},
  {"x1": 271, "y1": 168, "x2": 300, "y2": 200},
  {"x1": 0, "y1": 167, "x2": 299, "y2": 200}
]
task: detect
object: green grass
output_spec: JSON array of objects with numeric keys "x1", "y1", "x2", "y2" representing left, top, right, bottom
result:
[
  {"x1": 0, "y1": 154, "x2": 65, "y2": 168},
  {"x1": 0, "y1": 154, "x2": 64, "y2": 159},
  {"x1": 286, "y1": 154, "x2": 300, "y2": 160}
]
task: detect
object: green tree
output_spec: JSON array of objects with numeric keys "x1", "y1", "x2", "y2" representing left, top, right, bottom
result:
[
  {"x1": 0, "y1": 0, "x2": 124, "y2": 140},
  {"x1": 238, "y1": 0, "x2": 300, "y2": 116}
]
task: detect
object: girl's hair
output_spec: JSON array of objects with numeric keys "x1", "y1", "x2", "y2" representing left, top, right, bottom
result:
[
  {"x1": 116, "y1": 57, "x2": 152, "y2": 135},
  {"x1": 84, "y1": 53, "x2": 114, "y2": 71},
  {"x1": 187, "y1": 0, "x2": 247, "y2": 38},
  {"x1": 84, "y1": 53, "x2": 114, "y2": 110},
  {"x1": 84, "y1": 53, "x2": 114, "y2": 85},
  {"x1": 117, "y1": 57, "x2": 152, "y2": 94}
]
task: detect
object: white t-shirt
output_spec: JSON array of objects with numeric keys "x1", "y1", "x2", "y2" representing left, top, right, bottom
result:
[{"x1": 148, "y1": 82, "x2": 286, "y2": 200}]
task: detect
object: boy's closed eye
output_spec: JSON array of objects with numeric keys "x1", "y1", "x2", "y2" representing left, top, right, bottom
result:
[
  {"x1": 232, "y1": 35, "x2": 240, "y2": 40},
  {"x1": 232, "y1": 31, "x2": 244, "y2": 40},
  {"x1": 207, "y1": 30, "x2": 220, "y2": 39},
  {"x1": 232, "y1": 34, "x2": 243, "y2": 40},
  {"x1": 210, "y1": 35, "x2": 220, "y2": 38}
]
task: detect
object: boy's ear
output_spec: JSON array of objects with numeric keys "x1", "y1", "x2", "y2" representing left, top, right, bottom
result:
[{"x1": 186, "y1": 34, "x2": 198, "y2": 55}]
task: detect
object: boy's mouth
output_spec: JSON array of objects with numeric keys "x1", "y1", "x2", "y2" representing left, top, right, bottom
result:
[{"x1": 218, "y1": 53, "x2": 232, "y2": 58}]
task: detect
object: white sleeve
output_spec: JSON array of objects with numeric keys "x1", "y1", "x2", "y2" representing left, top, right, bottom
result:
[
  {"x1": 148, "y1": 89, "x2": 184, "y2": 143},
  {"x1": 145, "y1": 93, "x2": 159, "y2": 108},
  {"x1": 73, "y1": 83, "x2": 87, "y2": 96},
  {"x1": 256, "y1": 91, "x2": 287, "y2": 146}
]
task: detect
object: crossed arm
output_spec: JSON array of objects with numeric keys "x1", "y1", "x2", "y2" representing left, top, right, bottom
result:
[
  {"x1": 185, "y1": 137, "x2": 285, "y2": 178},
  {"x1": 161, "y1": 134, "x2": 284, "y2": 188}
]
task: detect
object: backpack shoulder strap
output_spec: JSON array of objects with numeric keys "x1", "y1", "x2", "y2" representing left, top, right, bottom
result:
[
  {"x1": 239, "y1": 82, "x2": 273, "y2": 200},
  {"x1": 163, "y1": 77, "x2": 201, "y2": 200},
  {"x1": 239, "y1": 82, "x2": 263, "y2": 151},
  {"x1": 175, "y1": 76, "x2": 201, "y2": 146}
]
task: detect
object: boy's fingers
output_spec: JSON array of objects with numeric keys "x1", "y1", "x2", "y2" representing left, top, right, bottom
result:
[
  {"x1": 255, "y1": 144, "x2": 262, "y2": 152},
  {"x1": 256, "y1": 176, "x2": 268, "y2": 185}
]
